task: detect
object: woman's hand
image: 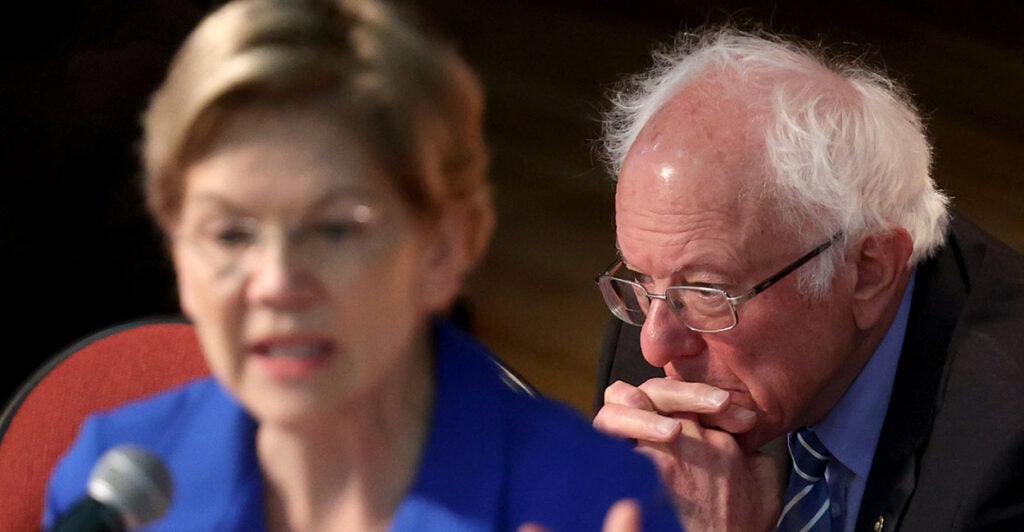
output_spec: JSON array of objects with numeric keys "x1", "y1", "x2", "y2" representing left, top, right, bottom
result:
[{"x1": 517, "y1": 498, "x2": 643, "y2": 532}]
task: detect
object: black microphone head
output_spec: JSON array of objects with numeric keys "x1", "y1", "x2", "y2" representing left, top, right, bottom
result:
[{"x1": 86, "y1": 445, "x2": 173, "y2": 528}]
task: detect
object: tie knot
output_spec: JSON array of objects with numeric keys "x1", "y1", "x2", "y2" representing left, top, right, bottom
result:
[{"x1": 789, "y1": 428, "x2": 831, "y2": 481}]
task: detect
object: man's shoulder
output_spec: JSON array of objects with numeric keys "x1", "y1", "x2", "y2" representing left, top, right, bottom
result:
[
  {"x1": 880, "y1": 212, "x2": 1024, "y2": 529},
  {"x1": 946, "y1": 213, "x2": 1024, "y2": 282},
  {"x1": 903, "y1": 211, "x2": 1024, "y2": 427},
  {"x1": 895, "y1": 306, "x2": 1024, "y2": 529},
  {"x1": 928, "y1": 214, "x2": 1024, "y2": 423},
  {"x1": 934, "y1": 213, "x2": 1024, "y2": 368}
]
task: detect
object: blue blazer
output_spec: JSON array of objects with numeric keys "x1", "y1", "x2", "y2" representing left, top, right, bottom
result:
[{"x1": 46, "y1": 320, "x2": 682, "y2": 531}]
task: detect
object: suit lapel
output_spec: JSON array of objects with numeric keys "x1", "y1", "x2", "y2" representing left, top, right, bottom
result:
[{"x1": 856, "y1": 228, "x2": 967, "y2": 530}]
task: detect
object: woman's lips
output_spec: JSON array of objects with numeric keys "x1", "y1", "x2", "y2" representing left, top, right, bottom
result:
[{"x1": 249, "y1": 338, "x2": 334, "y2": 379}]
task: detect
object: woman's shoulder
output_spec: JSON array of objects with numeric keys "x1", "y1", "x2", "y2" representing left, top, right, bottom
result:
[
  {"x1": 422, "y1": 321, "x2": 680, "y2": 530},
  {"x1": 43, "y1": 378, "x2": 230, "y2": 526},
  {"x1": 47, "y1": 378, "x2": 225, "y2": 475},
  {"x1": 92, "y1": 377, "x2": 224, "y2": 431},
  {"x1": 45, "y1": 377, "x2": 263, "y2": 530},
  {"x1": 496, "y1": 374, "x2": 681, "y2": 529},
  {"x1": 501, "y1": 385, "x2": 651, "y2": 474},
  {"x1": 61, "y1": 377, "x2": 222, "y2": 456},
  {"x1": 436, "y1": 319, "x2": 656, "y2": 473}
]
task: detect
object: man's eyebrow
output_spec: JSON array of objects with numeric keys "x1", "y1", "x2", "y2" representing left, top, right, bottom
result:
[{"x1": 619, "y1": 255, "x2": 736, "y2": 282}]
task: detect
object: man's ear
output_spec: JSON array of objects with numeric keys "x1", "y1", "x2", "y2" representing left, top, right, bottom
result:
[
  {"x1": 851, "y1": 226, "x2": 914, "y2": 330},
  {"x1": 418, "y1": 207, "x2": 471, "y2": 313}
]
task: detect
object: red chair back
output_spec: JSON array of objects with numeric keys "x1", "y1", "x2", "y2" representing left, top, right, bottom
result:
[{"x1": 0, "y1": 317, "x2": 210, "y2": 531}]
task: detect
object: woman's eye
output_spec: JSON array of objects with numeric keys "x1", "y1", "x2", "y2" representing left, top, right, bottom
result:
[
  {"x1": 313, "y1": 222, "x2": 359, "y2": 242},
  {"x1": 211, "y1": 225, "x2": 257, "y2": 247}
]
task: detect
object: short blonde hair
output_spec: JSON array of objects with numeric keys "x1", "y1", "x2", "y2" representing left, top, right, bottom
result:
[{"x1": 143, "y1": 0, "x2": 493, "y2": 264}]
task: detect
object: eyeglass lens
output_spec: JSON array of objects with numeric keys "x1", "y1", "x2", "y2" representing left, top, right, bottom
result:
[{"x1": 598, "y1": 277, "x2": 736, "y2": 332}]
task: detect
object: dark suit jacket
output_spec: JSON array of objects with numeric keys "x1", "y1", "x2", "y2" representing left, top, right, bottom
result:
[{"x1": 594, "y1": 214, "x2": 1024, "y2": 531}]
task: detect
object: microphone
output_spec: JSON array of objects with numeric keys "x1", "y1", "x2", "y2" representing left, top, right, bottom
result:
[{"x1": 51, "y1": 445, "x2": 173, "y2": 532}]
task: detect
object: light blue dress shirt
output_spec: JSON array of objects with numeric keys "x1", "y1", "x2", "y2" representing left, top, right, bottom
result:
[{"x1": 808, "y1": 272, "x2": 915, "y2": 531}]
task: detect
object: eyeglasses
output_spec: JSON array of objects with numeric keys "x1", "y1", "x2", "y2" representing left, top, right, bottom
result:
[
  {"x1": 595, "y1": 232, "x2": 842, "y2": 333},
  {"x1": 175, "y1": 202, "x2": 389, "y2": 276}
]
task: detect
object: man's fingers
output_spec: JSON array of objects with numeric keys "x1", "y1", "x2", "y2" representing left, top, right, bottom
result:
[
  {"x1": 639, "y1": 378, "x2": 758, "y2": 434},
  {"x1": 638, "y1": 378, "x2": 730, "y2": 413},
  {"x1": 698, "y1": 404, "x2": 758, "y2": 434},
  {"x1": 600, "y1": 379, "x2": 756, "y2": 438},
  {"x1": 593, "y1": 403, "x2": 681, "y2": 442},
  {"x1": 604, "y1": 380, "x2": 656, "y2": 411}
]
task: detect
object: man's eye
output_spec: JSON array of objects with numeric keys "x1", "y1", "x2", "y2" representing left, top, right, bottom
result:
[
  {"x1": 627, "y1": 269, "x2": 650, "y2": 284},
  {"x1": 636, "y1": 275, "x2": 658, "y2": 292},
  {"x1": 695, "y1": 289, "x2": 723, "y2": 300},
  {"x1": 689, "y1": 281, "x2": 728, "y2": 292}
]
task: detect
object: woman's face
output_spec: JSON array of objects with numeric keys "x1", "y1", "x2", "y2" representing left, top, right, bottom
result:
[{"x1": 171, "y1": 105, "x2": 454, "y2": 426}]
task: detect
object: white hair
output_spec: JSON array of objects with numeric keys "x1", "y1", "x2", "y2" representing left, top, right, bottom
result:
[{"x1": 603, "y1": 27, "x2": 950, "y2": 297}]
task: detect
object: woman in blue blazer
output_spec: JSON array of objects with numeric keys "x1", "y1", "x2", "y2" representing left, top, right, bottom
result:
[{"x1": 43, "y1": 0, "x2": 680, "y2": 530}]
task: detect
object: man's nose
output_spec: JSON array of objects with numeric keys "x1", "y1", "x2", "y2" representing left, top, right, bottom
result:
[{"x1": 639, "y1": 298, "x2": 706, "y2": 368}]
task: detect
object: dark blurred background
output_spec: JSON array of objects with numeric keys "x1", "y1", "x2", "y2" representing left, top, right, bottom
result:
[{"x1": 2, "y1": 1, "x2": 1021, "y2": 414}]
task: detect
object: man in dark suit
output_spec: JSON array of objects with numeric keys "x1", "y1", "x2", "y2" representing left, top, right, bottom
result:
[{"x1": 590, "y1": 27, "x2": 1024, "y2": 531}]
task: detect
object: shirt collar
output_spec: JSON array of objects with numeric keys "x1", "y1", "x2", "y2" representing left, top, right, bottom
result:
[
  {"x1": 392, "y1": 319, "x2": 508, "y2": 529},
  {"x1": 812, "y1": 271, "x2": 916, "y2": 478}
]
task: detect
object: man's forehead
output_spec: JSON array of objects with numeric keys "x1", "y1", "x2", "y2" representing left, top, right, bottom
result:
[
  {"x1": 616, "y1": 113, "x2": 763, "y2": 215},
  {"x1": 645, "y1": 80, "x2": 763, "y2": 140}
]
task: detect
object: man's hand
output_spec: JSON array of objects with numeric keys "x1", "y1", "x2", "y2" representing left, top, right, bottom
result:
[{"x1": 593, "y1": 379, "x2": 779, "y2": 532}]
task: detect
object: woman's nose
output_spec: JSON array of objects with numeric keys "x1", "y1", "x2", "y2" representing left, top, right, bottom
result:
[
  {"x1": 245, "y1": 236, "x2": 317, "y2": 309},
  {"x1": 639, "y1": 298, "x2": 706, "y2": 368}
]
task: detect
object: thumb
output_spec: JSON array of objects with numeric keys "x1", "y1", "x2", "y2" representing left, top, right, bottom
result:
[{"x1": 603, "y1": 499, "x2": 642, "y2": 532}]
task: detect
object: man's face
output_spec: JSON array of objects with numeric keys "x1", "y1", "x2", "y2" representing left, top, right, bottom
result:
[{"x1": 614, "y1": 88, "x2": 864, "y2": 450}]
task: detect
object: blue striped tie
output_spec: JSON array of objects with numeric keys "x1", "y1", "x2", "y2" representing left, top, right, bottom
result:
[{"x1": 777, "y1": 428, "x2": 832, "y2": 532}]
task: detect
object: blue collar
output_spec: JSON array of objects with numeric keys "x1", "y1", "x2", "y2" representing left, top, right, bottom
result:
[
  {"x1": 813, "y1": 271, "x2": 916, "y2": 478},
  {"x1": 391, "y1": 319, "x2": 511, "y2": 529},
  {"x1": 215, "y1": 319, "x2": 514, "y2": 530}
]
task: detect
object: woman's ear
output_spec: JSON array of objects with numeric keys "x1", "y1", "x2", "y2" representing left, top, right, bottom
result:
[
  {"x1": 851, "y1": 226, "x2": 914, "y2": 330},
  {"x1": 418, "y1": 206, "x2": 471, "y2": 313},
  {"x1": 169, "y1": 234, "x2": 197, "y2": 321}
]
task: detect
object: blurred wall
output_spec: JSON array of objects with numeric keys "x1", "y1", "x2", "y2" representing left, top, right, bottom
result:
[
  {"x1": 425, "y1": 0, "x2": 1024, "y2": 413},
  {"x1": 2, "y1": 1, "x2": 1021, "y2": 414},
  {"x1": 1, "y1": 2, "x2": 210, "y2": 404}
]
